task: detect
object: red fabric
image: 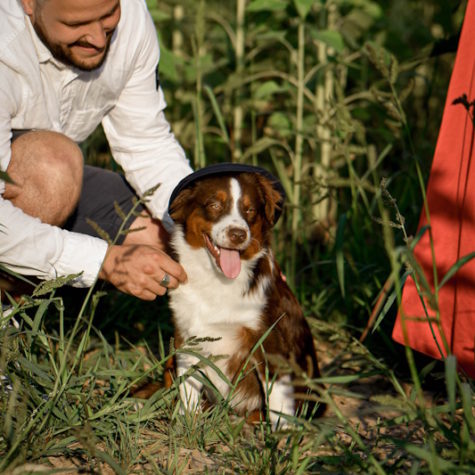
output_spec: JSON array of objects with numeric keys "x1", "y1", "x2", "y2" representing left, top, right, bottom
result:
[{"x1": 393, "y1": 1, "x2": 475, "y2": 378}]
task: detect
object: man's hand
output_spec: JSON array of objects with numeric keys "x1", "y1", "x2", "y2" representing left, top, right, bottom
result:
[{"x1": 98, "y1": 244, "x2": 187, "y2": 300}]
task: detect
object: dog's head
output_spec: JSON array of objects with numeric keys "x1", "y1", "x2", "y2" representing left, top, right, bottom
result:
[{"x1": 169, "y1": 171, "x2": 283, "y2": 279}]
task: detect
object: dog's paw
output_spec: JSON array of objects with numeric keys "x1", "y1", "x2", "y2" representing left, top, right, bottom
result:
[
  {"x1": 178, "y1": 379, "x2": 203, "y2": 414},
  {"x1": 269, "y1": 411, "x2": 293, "y2": 431}
]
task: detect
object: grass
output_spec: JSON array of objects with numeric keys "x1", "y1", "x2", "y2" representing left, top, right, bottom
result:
[
  {"x1": 1, "y1": 0, "x2": 475, "y2": 473},
  {"x1": 0, "y1": 285, "x2": 473, "y2": 473}
]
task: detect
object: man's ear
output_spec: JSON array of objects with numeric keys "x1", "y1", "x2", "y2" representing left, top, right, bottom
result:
[{"x1": 21, "y1": 0, "x2": 35, "y2": 18}]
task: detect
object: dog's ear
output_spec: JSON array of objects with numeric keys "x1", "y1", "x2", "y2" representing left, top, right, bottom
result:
[
  {"x1": 255, "y1": 174, "x2": 282, "y2": 225},
  {"x1": 169, "y1": 188, "x2": 193, "y2": 224}
]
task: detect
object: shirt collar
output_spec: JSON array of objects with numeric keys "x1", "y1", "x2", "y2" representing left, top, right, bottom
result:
[
  {"x1": 25, "y1": 16, "x2": 52, "y2": 63},
  {"x1": 25, "y1": 14, "x2": 73, "y2": 72}
]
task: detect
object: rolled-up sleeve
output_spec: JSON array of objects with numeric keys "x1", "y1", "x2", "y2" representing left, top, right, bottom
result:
[{"x1": 0, "y1": 197, "x2": 108, "y2": 287}]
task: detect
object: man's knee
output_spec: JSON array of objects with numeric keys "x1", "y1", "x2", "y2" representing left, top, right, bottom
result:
[{"x1": 4, "y1": 130, "x2": 84, "y2": 226}]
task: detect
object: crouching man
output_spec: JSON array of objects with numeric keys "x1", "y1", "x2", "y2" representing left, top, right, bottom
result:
[{"x1": 0, "y1": 0, "x2": 192, "y2": 300}]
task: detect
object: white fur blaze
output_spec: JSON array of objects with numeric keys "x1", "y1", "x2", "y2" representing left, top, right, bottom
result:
[
  {"x1": 211, "y1": 178, "x2": 250, "y2": 250},
  {"x1": 176, "y1": 353, "x2": 203, "y2": 413},
  {"x1": 266, "y1": 375, "x2": 295, "y2": 429}
]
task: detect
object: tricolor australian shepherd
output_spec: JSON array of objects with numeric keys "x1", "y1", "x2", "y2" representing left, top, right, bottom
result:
[{"x1": 167, "y1": 164, "x2": 325, "y2": 428}]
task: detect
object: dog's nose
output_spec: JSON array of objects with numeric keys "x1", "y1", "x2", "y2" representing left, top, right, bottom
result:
[{"x1": 228, "y1": 227, "x2": 248, "y2": 245}]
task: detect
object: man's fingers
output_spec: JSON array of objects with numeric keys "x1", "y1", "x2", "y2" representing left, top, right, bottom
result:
[
  {"x1": 143, "y1": 256, "x2": 185, "y2": 288},
  {"x1": 99, "y1": 243, "x2": 186, "y2": 300},
  {"x1": 160, "y1": 257, "x2": 187, "y2": 284},
  {"x1": 129, "y1": 277, "x2": 168, "y2": 300},
  {"x1": 143, "y1": 249, "x2": 187, "y2": 284}
]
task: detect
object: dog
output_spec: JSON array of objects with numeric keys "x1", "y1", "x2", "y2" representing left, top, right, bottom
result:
[{"x1": 166, "y1": 164, "x2": 325, "y2": 428}]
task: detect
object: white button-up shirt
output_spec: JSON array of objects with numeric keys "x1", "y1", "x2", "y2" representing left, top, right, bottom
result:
[{"x1": 0, "y1": 0, "x2": 192, "y2": 287}]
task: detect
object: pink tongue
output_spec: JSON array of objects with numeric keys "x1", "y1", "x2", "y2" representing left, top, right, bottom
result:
[{"x1": 219, "y1": 248, "x2": 241, "y2": 279}]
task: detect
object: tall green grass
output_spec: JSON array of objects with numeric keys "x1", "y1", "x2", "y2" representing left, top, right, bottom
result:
[
  {"x1": 1, "y1": 292, "x2": 473, "y2": 472},
  {"x1": 1, "y1": 0, "x2": 474, "y2": 473}
]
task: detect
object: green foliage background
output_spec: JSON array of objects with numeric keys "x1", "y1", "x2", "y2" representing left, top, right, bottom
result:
[{"x1": 87, "y1": 0, "x2": 465, "y2": 332}]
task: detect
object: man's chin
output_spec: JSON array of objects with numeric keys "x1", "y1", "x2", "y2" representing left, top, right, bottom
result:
[
  {"x1": 32, "y1": 22, "x2": 110, "y2": 72},
  {"x1": 66, "y1": 51, "x2": 107, "y2": 71}
]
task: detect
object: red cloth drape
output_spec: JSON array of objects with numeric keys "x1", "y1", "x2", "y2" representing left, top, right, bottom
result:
[{"x1": 393, "y1": 1, "x2": 475, "y2": 378}]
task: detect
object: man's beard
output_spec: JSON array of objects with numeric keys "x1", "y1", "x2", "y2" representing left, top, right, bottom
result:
[{"x1": 32, "y1": 19, "x2": 114, "y2": 71}]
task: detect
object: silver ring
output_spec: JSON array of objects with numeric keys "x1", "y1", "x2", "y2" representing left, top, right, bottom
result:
[{"x1": 160, "y1": 273, "x2": 171, "y2": 288}]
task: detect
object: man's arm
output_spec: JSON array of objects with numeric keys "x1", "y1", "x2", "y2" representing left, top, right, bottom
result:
[
  {"x1": 0, "y1": 0, "x2": 189, "y2": 298},
  {"x1": 101, "y1": 0, "x2": 192, "y2": 222},
  {"x1": 0, "y1": 196, "x2": 108, "y2": 287},
  {"x1": 0, "y1": 125, "x2": 185, "y2": 298}
]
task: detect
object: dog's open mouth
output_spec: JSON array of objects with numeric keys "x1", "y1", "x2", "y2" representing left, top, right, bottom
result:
[{"x1": 204, "y1": 234, "x2": 241, "y2": 279}]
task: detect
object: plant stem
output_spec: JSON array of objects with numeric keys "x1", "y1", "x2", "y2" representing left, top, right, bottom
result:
[
  {"x1": 233, "y1": 0, "x2": 246, "y2": 162},
  {"x1": 290, "y1": 18, "x2": 305, "y2": 285},
  {"x1": 172, "y1": 5, "x2": 184, "y2": 58},
  {"x1": 193, "y1": 0, "x2": 206, "y2": 168},
  {"x1": 313, "y1": 2, "x2": 336, "y2": 227}
]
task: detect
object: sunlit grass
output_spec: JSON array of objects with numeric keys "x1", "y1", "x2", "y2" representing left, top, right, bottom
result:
[{"x1": 1, "y1": 290, "x2": 473, "y2": 473}]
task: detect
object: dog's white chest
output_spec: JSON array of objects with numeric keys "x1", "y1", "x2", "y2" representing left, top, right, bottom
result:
[
  {"x1": 169, "y1": 241, "x2": 269, "y2": 341},
  {"x1": 169, "y1": 235, "x2": 270, "y2": 407}
]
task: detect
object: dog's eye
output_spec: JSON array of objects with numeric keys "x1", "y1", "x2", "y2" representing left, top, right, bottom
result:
[
  {"x1": 245, "y1": 207, "x2": 256, "y2": 217},
  {"x1": 207, "y1": 201, "x2": 223, "y2": 212}
]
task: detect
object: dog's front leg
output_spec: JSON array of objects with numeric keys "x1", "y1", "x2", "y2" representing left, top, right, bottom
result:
[
  {"x1": 265, "y1": 374, "x2": 295, "y2": 430},
  {"x1": 176, "y1": 352, "x2": 203, "y2": 413}
]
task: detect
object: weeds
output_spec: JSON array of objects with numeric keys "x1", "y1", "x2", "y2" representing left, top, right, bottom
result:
[{"x1": 1, "y1": 285, "x2": 473, "y2": 473}]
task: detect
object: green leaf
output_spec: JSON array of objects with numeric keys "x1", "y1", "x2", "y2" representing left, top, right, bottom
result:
[
  {"x1": 254, "y1": 80, "x2": 285, "y2": 100},
  {"x1": 311, "y1": 30, "x2": 345, "y2": 53},
  {"x1": 461, "y1": 383, "x2": 475, "y2": 432},
  {"x1": 247, "y1": 0, "x2": 288, "y2": 13},
  {"x1": 256, "y1": 30, "x2": 289, "y2": 43},
  {"x1": 146, "y1": 0, "x2": 171, "y2": 22},
  {"x1": 93, "y1": 449, "x2": 128, "y2": 475},
  {"x1": 316, "y1": 374, "x2": 367, "y2": 384},
  {"x1": 157, "y1": 39, "x2": 179, "y2": 83},
  {"x1": 18, "y1": 356, "x2": 52, "y2": 384},
  {"x1": 401, "y1": 247, "x2": 436, "y2": 310},
  {"x1": 438, "y1": 251, "x2": 475, "y2": 289},
  {"x1": 271, "y1": 151, "x2": 294, "y2": 203},
  {"x1": 0, "y1": 263, "x2": 36, "y2": 285},
  {"x1": 370, "y1": 274, "x2": 406, "y2": 335},
  {"x1": 334, "y1": 213, "x2": 347, "y2": 298},
  {"x1": 350, "y1": 0, "x2": 383, "y2": 19},
  {"x1": 32, "y1": 273, "x2": 83, "y2": 297},
  {"x1": 268, "y1": 112, "x2": 292, "y2": 137},
  {"x1": 0, "y1": 170, "x2": 14, "y2": 184},
  {"x1": 293, "y1": 0, "x2": 314, "y2": 19},
  {"x1": 405, "y1": 444, "x2": 456, "y2": 471},
  {"x1": 32, "y1": 300, "x2": 50, "y2": 335},
  {"x1": 242, "y1": 137, "x2": 283, "y2": 161},
  {"x1": 147, "y1": 9, "x2": 171, "y2": 23},
  {"x1": 204, "y1": 85, "x2": 230, "y2": 144},
  {"x1": 444, "y1": 355, "x2": 457, "y2": 416}
]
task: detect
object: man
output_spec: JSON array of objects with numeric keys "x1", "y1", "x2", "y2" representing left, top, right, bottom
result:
[{"x1": 0, "y1": 0, "x2": 193, "y2": 301}]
